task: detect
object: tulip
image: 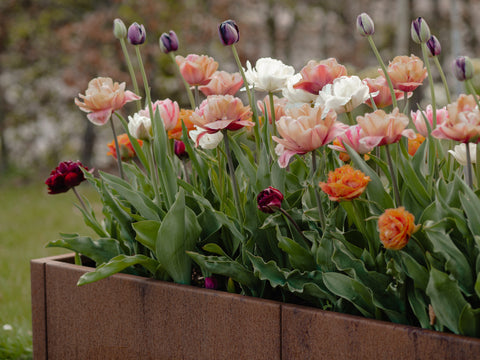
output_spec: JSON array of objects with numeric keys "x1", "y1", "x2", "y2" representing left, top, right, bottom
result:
[
  {"x1": 244, "y1": 57, "x2": 295, "y2": 93},
  {"x1": 411, "y1": 105, "x2": 448, "y2": 137},
  {"x1": 356, "y1": 13, "x2": 375, "y2": 37},
  {"x1": 319, "y1": 165, "x2": 371, "y2": 202},
  {"x1": 74, "y1": 77, "x2": 141, "y2": 126},
  {"x1": 448, "y1": 143, "x2": 478, "y2": 165},
  {"x1": 199, "y1": 71, "x2": 243, "y2": 96},
  {"x1": 127, "y1": 22, "x2": 146, "y2": 45},
  {"x1": 282, "y1": 73, "x2": 318, "y2": 104},
  {"x1": 293, "y1": 58, "x2": 347, "y2": 95},
  {"x1": 378, "y1": 207, "x2": 418, "y2": 250},
  {"x1": 453, "y1": 56, "x2": 474, "y2": 81},
  {"x1": 107, "y1": 133, "x2": 142, "y2": 161},
  {"x1": 151, "y1": 99, "x2": 180, "y2": 132},
  {"x1": 257, "y1": 186, "x2": 284, "y2": 213},
  {"x1": 128, "y1": 113, "x2": 152, "y2": 141},
  {"x1": 363, "y1": 76, "x2": 405, "y2": 109},
  {"x1": 411, "y1": 17, "x2": 431, "y2": 44},
  {"x1": 218, "y1": 20, "x2": 240, "y2": 46},
  {"x1": 204, "y1": 276, "x2": 219, "y2": 289},
  {"x1": 174, "y1": 140, "x2": 188, "y2": 159},
  {"x1": 159, "y1": 30, "x2": 179, "y2": 53},
  {"x1": 168, "y1": 109, "x2": 196, "y2": 140},
  {"x1": 387, "y1": 55, "x2": 427, "y2": 92},
  {"x1": 113, "y1": 18, "x2": 127, "y2": 39},
  {"x1": 189, "y1": 126, "x2": 224, "y2": 149},
  {"x1": 426, "y1": 35, "x2": 441, "y2": 57},
  {"x1": 329, "y1": 125, "x2": 381, "y2": 156},
  {"x1": 408, "y1": 133, "x2": 426, "y2": 156},
  {"x1": 45, "y1": 161, "x2": 88, "y2": 195},
  {"x1": 257, "y1": 95, "x2": 287, "y2": 124},
  {"x1": 175, "y1": 54, "x2": 219, "y2": 86}
]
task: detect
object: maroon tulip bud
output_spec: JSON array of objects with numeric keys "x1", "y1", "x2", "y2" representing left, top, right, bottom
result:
[
  {"x1": 128, "y1": 22, "x2": 146, "y2": 45},
  {"x1": 204, "y1": 276, "x2": 218, "y2": 289},
  {"x1": 174, "y1": 140, "x2": 188, "y2": 159},
  {"x1": 411, "y1": 17, "x2": 431, "y2": 44},
  {"x1": 257, "y1": 186, "x2": 284, "y2": 213},
  {"x1": 159, "y1": 30, "x2": 179, "y2": 53},
  {"x1": 426, "y1": 35, "x2": 441, "y2": 57},
  {"x1": 45, "y1": 161, "x2": 88, "y2": 194},
  {"x1": 453, "y1": 56, "x2": 474, "y2": 81},
  {"x1": 218, "y1": 20, "x2": 240, "y2": 46},
  {"x1": 356, "y1": 13, "x2": 375, "y2": 37}
]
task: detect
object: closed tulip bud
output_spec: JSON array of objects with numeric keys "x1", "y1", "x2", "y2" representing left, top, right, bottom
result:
[
  {"x1": 113, "y1": 18, "x2": 127, "y2": 39},
  {"x1": 257, "y1": 186, "x2": 284, "y2": 213},
  {"x1": 453, "y1": 56, "x2": 474, "y2": 81},
  {"x1": 411, "y1": 17, "x2": 431, "y2": 44},
  {"x1": 218, "y1": 20, "x2": 240, "y2": 45},
  {"x1": 204, "y1": 276, "x2": 218, "y2": 289},
  {"x1": 356, "y1": 13, "x2": 375, "y2": 36},
  {"x1": 426, "y1": 35, "x2": 441, "y2": 57},
  {"x1": 159, "y1": 30, "x2": 178, "y2": 53},
  {"x1": 174, "y1": 140, "x2": 187, "y2": 159},
  {"x1": 128, "y1": 22, "x2": 146, "y2": 45}
]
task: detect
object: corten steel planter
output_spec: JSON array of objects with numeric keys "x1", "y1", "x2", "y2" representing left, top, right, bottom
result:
[{"x1": 31, "y1": 254, "x2": 480, "y2": 360}]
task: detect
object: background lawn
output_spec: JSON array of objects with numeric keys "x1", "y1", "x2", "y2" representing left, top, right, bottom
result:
[{"x1": 0, "y1": 178, "x2": 99, "y2": 359}]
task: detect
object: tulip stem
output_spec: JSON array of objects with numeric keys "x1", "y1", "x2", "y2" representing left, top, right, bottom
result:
[
  {"x1": 403, "y1": 91, "x2": 410, "y2": 115},
  {"x1": 169, "y1": 52, "x2": 196, "y2": 110},
  {"x1": 385, "y1": 144, "x2": 401, "y2": 206},
  {"x1": 268, "y1": 92, "x2": 277, "y2": 136},
  {"x1": 223, "y1": 130, "x2": 244, "y2": 222},
  {"x1": 465, "y1": 141, "x2": 474, "y2": 189},
  {"x1": 119, "y1": 38, "x2": 141, "y2": 111},
  {"x1": 367, "y1": 35, "x2": 397, "y2": 109},
  {"x1": 146, "y1": 140, "x2": 162, "y2": 206},
  {"x1": 72, "y1": 187, "x2": 88, "y2": 213},
  {"x1": 421, "y1": 43, "x2": 437, "y2": 128},
  {"x1": 135, "y1": 47, "x2": 154, "y2": 119},
  {"x1": 466, "y1": 80, "x2": 480, "y2": 108},
  {"x1": 278, "y1": 208, "x2": 309, "y2": 243},
  {"x1": 433, "y1": 56, "x2": 451, "y2": 104},
  {"x1": 109, "y1": 118, "x2": 125, "y2": 180},
  {"x1": 311, "y1": 150, "x2": 326, "y2": 230}
]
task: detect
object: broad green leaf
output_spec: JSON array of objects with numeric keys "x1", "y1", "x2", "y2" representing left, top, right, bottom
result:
[
  {"x1": 395, "y1": 251, "x2": 429, "y2": 290},
  {"x1": 202, "y1": 243, "x2": 229, "y2": 257},
  {"x1": 132, "y1": 220, "x2": 160, "y2": 252},
  {"x1": 77, "y1": 254, "x2": 160, "y2": 286},
  {"x1": 155, "y1": 189, "x2": 201, "y2": 284},
  {"x1": 459, "y1": 305, "x2": 480, "y2": 337},
  {"x1": 47, "y1": 234, "x2": 122, "y2": 265},
  {"x1": 276, "y1": 228, "x2": 317, "y2": 272}
]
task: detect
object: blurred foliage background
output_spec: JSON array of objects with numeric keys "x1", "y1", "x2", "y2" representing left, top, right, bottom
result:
[{"x1": 1, "y1": 0, "x2": 478, "y2": 178}]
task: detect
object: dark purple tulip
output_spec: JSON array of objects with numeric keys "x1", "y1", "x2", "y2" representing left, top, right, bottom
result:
[
  {"x1": 46, "y1": 161, "x2": 88, "y2": 194},
  {"x1": 411, "y1": 17, "x2": 431, "y2": 44},
  {"x1": 218, "y1": 20, "x2": 240, "y2": 46},
  {"x1": 426, "y1": 35, "x2": 441, "y2": 57},
  {"x1": 159, "y1": 31, "x2": 179, "y2": 53},
  {"x1": 128, "y1": 22, "x2": 146, "y2": 45},
  {"x1": 257, "y1": 186, "x2": 284, "y2": 213},
  {"x1": 453, "y1": 56, "x2": 473, "y2": 81},
  {"x1": 204, "y1": 276, "x2": 218, "y2": 289}
]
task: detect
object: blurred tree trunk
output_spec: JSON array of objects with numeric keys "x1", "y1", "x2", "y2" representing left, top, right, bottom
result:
[
  {"x1": 394, "y1": 0, "x2": 409, "y2": 56},
  {"x1": 81, "y1": 121, "x2": 96, "y2": 166},
  {"x1": 267, "y1": 0, "x2": 278, "y2": 58},
  {"x1": 450, "y1": 0, "x2": 464, "y2": 95}
]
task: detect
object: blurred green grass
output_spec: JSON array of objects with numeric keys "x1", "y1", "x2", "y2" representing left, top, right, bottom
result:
[{"x1": 0, "y1": 178, "x2": 99, "y2": 359}]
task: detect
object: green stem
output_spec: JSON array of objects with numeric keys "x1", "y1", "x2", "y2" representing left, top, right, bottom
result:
[
  {"x1": 268, "y1": 91, "x2": 277, "y2": 136},
  {"x1": 169, "y1": 52, "x2": 196, "y2": 110},
  {"x1": 421, "y1": 43, "x2": 437, "y2": 128},
  {"x1": 146, "y1": 140, "x2": 162, "y2": 206},
  {"x1": 403, "y1": 91, "x2": 410, "y2": 115},
  {"x1": 466, "y1": 80, "x2": 480, "y2": 108},
  {"x1": 223, "y1": 130, "x2": 244, "y2": 222},
  {"x1": 135, "y1": 46, "x2": 153, "y2": 119},
  {"x1": 465, "y1": 142, "x2": 473, "y2": 189},
  {"x1": 385, "y1": 144, "x2": 401, "y2": 207},
  {"x1": 74, "y1": 252, "x2": 82, "y2": 266},
  {"x1": 433, "y1": 56, "x2": 451, "y2": 104},
  {"x1": 346, "y1": 111, "x2": 355, "y2": 125},
  {"x1": 231, "y1": 44, "x2": 261, "y2": 155},
  {"x1": 311, "y1": 150, "x2": 326, "y2": 229},
  {"x1": 194, "y1": 86, "x2": 200, "y2": 108},
  {"x1": 109, "y1": 118, "x2": 124, "y2": 180},
  {"x1": 278, "y1": 208, "x2": 309, "y2": 243},
  {"x1": 367, "y1": 35, "x2": 397, "y2": 108},
  {"x1": 216, "y1": 147, "x2": 225, "y2": 212},
  {"x1": 119, "y1": 38, "x2": 141, "y2": 111},
  {"x1": 72, "y1": 187, "x2": 88, "y2": 213}
]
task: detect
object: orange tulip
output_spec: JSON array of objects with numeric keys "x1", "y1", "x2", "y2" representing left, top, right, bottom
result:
[
  {"x1": 107, "y1": 133, "x2": 143, "y2": 161},
  {"x1": 408, "y1": 133, "x2": 425, "y2": 156},
  {"x1": 319, "y1": 165, "x2": 370, "y2": 202},
  {"x1": 386, "y1": 55, "x2": 427, "y2": 92},
  {"x1": 378, "y1": 207, "x2": 417, "y2": 250},
  {"x1": 168, "y1": 109, "x2": 196, "y2": 140}
]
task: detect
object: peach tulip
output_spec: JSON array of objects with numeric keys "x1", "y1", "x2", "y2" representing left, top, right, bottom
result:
[
  {"x1": 408, "y1": 133, "x2": 426, "y2": 156},
  {"x1": 199, "y1": 71, "x2": 243, "y2": 96},
  {"x1": 356, "y1": 108, "x2": 415, "y2": 146},
  {"x1": 329, "y1": 125, "x2": 381, "y2": 156},
  {"x1": 386, "y1": 55, "x2": 427, "y2": 92},
  {"x1": 75, "y1": 77, "x2": 140, "y2": 125},
  {"x1": 273, "y1": 104, "x2": 347, "y2": 168},
  {"x1": 432, "y1": 94, "x2": 480, "y2": 143},
  {"x1": 175, "y1": 54, "x2": 218, "y2": 86},
  {"x1": 378, "y1": 207, "x2": 418, "y2": 250},
  {"x1": 257, "y1": 95, "x2": 288, "y2": 124},
  {"x1": 107, "y1": 133, "x2": 142, "y2": 161},
  {"x1": 411, "y1": 105, "x2": 448, "y2": 137},
  {"x1": 363, "y1": 76, "x2": 406, "y2": 108},
  {"x1": 319, "y1": 165, "x2": 370, "y2": 202},
  {"x1": 293, "y1": 58, "x2": 347, "y2": 95}
]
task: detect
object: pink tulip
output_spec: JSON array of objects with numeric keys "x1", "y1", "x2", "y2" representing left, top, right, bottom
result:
[
  {"x1": 273, "y1": 104, "x2": 347, "y2": 168},
  {"x1": 329, "y1": 125, "x2": 382, "y2": 155},
  {"x1": 363, "y1": 76, "x2": 406, "y2": 109},
  {"x1": 199, "y1": 71, "x2": 243, "y2": 96},
  {"x1": 432, "y1": 94, "x2": 480, "y2": 143},
  {"x1": 356, "y1": 108, "x2": 415, "y2": 146},
  {"x1": 293, "y1": 58, "x2": 347, "y2": 95},
  {"x1": 411, "y1": 105, "x2": 448, "y2": 137},
  {"x1": 175, "y1": 54, "x2": 218, "y2": 86},
  {"x1": 75, "y1": 77, "x2": 140, "y2": 125},
  {"x1": 152, "y1": 99, "x2": 180, "y2": 131},
  {"x1": 387, "y1": 55, "x2": 427, "y2": 92},
  {"x1": 257, "y1": 95, "x2": 288, "y2": 124}
]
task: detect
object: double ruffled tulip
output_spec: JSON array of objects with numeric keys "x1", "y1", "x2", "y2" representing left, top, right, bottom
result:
[
  {"x1": 175, "y1": 54, "x2": 218, "y2": 86},
  {"x1": 168, "y1": 109, "x2": 196, "y2": 140},
  {"x1": 199, "y1": 71, "x2": 243, "y2": 96},
  {"x1": 74, "y1": 77, "x2": 141, "y2": 126},
  {"x1": 432, "y1": 94, "x2": 480, "y2": 143},
  {"x1": 356, "y1": 108, "x2": 415, "y2": 146},
  {"x1": 363, "y1": 76, "x2": 406, "y2": 109},
  {"x1": 387, "y1": 55, "x2": 427, "y2": 92},
  {"x1": 107, "y1": 133, "x2": 142, "y2": 161},
  {"x1": 273, "y1": 104, "x2": 347, "y2": 168},
  {"x1": 411, "y1": 105, "x2": 448, "y2": 137},
  {"x1": 282, "y1": 73, "x2": 318, "y2": 104},
  {"x1": 45, "y1": 161, "x2": 88, "y2": 195},
  {"x1": 257, "y1": 186, "x2": 284, "y2": 213},
  {"x1": 378, "y1": 207, "x2": 418, "y2": 250},
  {"x1": 244, "y1": 57, "x2": 295, "y2": 93},
  {"x1": 257, "y1": 95, "x2": 287, "y2": 124},
  {"x1": 137, "y1": 99, "x2": 180, "y2": 132},
  {"x1": 408, "y1": 133, "x2": 426, "y2": 156},
  {"x1": 329, "y1": 124, "x2": 381, "y2": 156},
  {"x1": 293, "y1": 58, "x2": 347, "y2": 95},
  {"x1": 319, "y1": 165, "x2": 370, "y2": 202}
]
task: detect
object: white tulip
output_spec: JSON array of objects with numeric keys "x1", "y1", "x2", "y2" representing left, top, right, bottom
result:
[
  {"x1": 244, "y1": 57, "x2": 295, "y2": 93},
  {"x1": 189, "y1": 127, "x2": 224, "y2": 149},
  {"x1": 282, "y1": 73, "x2": 317, "y2": 105},
  {"x1": 448, "y1": 143, "x2": 478, "y2": 166},
  {"x1": 128, "y1": 113, "x2": 152, "y2": 140}
]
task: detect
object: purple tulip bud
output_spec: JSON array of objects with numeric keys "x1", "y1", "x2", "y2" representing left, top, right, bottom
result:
[
  {"x1": 218, "y1": 20, "x2": 240, "y2": 46},
  {"x1": 128, "y1": 22, "x2": 146, "y2": 45},
  {"x1": 204, "y1": 276, "x2": 218, "y2": 290},
  {"x1": 174, "y1": 140, "x2": 187, "y2": 159},
  {"x1": 453, "y1": 56, "x2": 474, "y2": 81},
  {"x1": 411, "y1": 17, "x2": 431, "y2": 44},
  {"x1": 356, "y1": 13, "x2": 375, "y2": 36},
  {"x1": 159, "y1": 31, "x2": 179, "y2": 53},
  {"x1": 257, "y1": 186, "x2": 284, "y2": 213},
  {"x1": 426, "y1": 35, "x2": 441, "y2": 57},
  {"x1": 113, "y1": 19, "x2": 127, "y2": 39}
]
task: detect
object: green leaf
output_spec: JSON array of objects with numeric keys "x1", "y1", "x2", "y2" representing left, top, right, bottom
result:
[
  {"x1": 459, "y1": 305, "x2": 480, "y2": 337},
  {"x1": 202, "y1": 243, "x2": 228, "y2": 257},
  {"x1": 276, "y1": 228, "x2": 317, "y2": 272},
  {"x1": 426, "y1": 267, "x2": 467, "y2": 334},
  {"x1": 47, "y1": 234, "x2": 123, "y2": 265},
  {"x1": 132, "y1": 220, "x2": 160, "y2": 252},
  {"x1": 77, "y1": 254, "x2": 160, "y2": 286},
  {"x1": 155, "y1": 189, "x2": 201, "y2": 284}
]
